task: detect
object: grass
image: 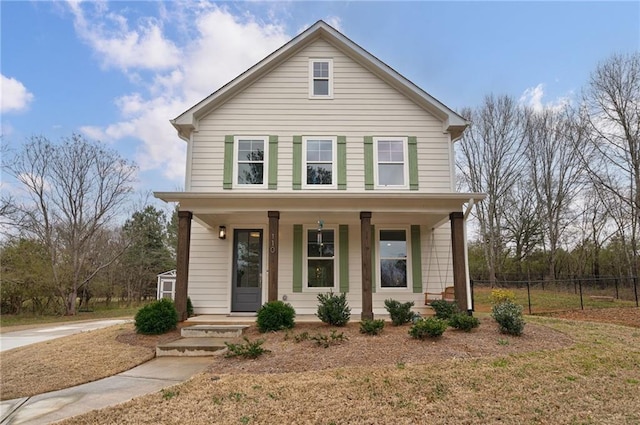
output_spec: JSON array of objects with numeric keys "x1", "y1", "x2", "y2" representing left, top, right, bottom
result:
[
  {"x1": 473, "y1": 286, "x2": 637, "y2": 314},
  {"x1": 0, "y1": 303, "x2": 146, "y2": 329},
  {"x1": 57, "y1": 316, "x2": 640, "y2": 425},
  {"x1": 0, "y1": 323, "x2": 157, "y2": 400}
]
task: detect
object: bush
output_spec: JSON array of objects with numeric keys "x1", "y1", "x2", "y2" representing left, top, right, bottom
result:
[
  {"x1": 256, "y1": 301, "x2": 296, "y2": 333},
  {"x1": 490, "y1": 289, "x2": 516, "y2": 305},
  {"x1": 449, "y1": 313, "x2": 480, "y2": 332},
  {"x1": 384, "y1": 299, "x2": 415, "y2": 326},
  {"x1": 225, "y1": 337, "x2": 270, "y2": 359},
  {"x1": 409, "y1": 317, "x2": 448, "y2": 339},
  {"x1": 316, "y1": 292, "x2": 351, "y2": 326},
  {"x1": 186, "y1": 297, "x2": 194, "y2": 318},
  {"x1": 360, "y1": 319, "x2": 385, "y2": 335},
  {"x1": 310, "y1": 330, "x2": 349, "y2": 348},
  {"x1": 491, "y1": 300, "x2": 525, "y2": 336},
  {"x1": 430, "y1": 300, "x2": 459, "y2": 320},
  {"x1": 135, "y1": 298, "x2": 178, "y2": 335}
]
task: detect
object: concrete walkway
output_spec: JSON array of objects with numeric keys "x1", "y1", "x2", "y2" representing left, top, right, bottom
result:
[
  {"x1": 0, "y1": 319, "x2": 132, "y2": 352},
  {"x1": 0, "y1": 357, "x2": 213, "y2": 425}
]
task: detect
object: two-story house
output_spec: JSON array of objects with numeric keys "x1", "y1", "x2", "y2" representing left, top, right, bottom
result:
[{"x1": 155, "y1": 20, "x2": 484, "y2": 321}]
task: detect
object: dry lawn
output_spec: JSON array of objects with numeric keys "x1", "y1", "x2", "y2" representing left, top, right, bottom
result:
[
  {"x1": 52, "y1": 308, "x2": 640, "y2": 425},
  {"x1": 0, "y1": 323, "x2": 180, "y2": 400}
]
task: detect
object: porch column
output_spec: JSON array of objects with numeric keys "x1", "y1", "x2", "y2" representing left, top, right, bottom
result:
[
  {"x1": 360, "y1": 212, "x2": 373, "y2": 320},
  {"x1": 450, "y1": 212, "x2": 469, "y2": 313},
  {"x1": 267, "y1": 211, "x2": 280, "y2": 302},
  {"x1": 176, "y1": 211, "x2": 193, "y2": 322}
]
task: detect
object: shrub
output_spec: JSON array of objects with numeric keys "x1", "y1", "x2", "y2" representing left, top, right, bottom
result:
[
  {"x1": 430, "y1": 300, "x2": 459, "y2": 320},
  {"x1": 449, "y1": 313, "x2": 480, "y2": 332},
  {"x1": 225, "y1": 337, "x2": 270, "y2": 359},
  {"x1": 384, "y1": 299, "x2": 415, "y2": 326},
  {"x1": 360, "y1": 319, "x2": 385, "y2": 335},
  {"x1": 186, "y1": 297, "x2": 194, "y2": 318},
  {"x1": 316, "y1": 292, "x2": 351, "y2": 326},
  {"x1": 135, "y1": 298, "x2": 178, "y2": 335},
  {"x1": 409, "y1": 317, "x2": 448, "y2": 339},
  {"x1": 491, "y1": 300, "x2": 525, "y2": 336},
  {"x1": 311, "y1": 330, "x2": 349, "y2": 348},
  {"x1": 491, "y1": 289, "x2": 516, "y2": 305},
  {"x1": 256, "y1": 301, "x2": 296, "y2": 333}
]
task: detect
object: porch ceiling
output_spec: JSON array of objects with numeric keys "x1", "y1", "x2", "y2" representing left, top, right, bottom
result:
[{"x1": 155, "y1": 191, "x2": 485, "y2": 228}]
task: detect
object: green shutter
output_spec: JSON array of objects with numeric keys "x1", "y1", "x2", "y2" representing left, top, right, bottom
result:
[
  {"x1": 268, "y1": 135, "x2": 278, "y2": 189},
  {"x1": 364, "y1": 136, "x2": 374, "y2": 190},
  {"x1": 337, "y1": 136, "x2": 347, "y2": 190},
  {"x1": 408, "y1": 136, "x2": 419, "y2": 190},
  {"x1": 371, "y1": 225, "x2": 376, "y2": 293},
  {"x1": 411, "y1": 225, "x2": 423, "y2": 293},
  {"x1": 339, "y1": 225, "x2": 349, "y2": 292},
  {"x1": 223, "y1": 135, "x2": 234, "y2": 189},
  {"x1": 293, "y1": 224, "x2": 303, "y2": 292},
  {"x1": 293, "y1": 136, "x2": 302, "y2": 190}
]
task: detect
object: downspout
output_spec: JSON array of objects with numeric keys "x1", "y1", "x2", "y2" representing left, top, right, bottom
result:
[{"x1": 463, "y1": 198, "x2": 475, "y2": 312}]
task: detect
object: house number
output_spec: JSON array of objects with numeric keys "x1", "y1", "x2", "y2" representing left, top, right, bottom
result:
[{"x1": 270, "y1": 233, "x2": 276, "y2": 253}]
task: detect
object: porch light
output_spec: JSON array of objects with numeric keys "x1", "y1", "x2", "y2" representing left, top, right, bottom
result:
[{"x1": 218, "y1": 226, "x2": 227, "y2": 240}]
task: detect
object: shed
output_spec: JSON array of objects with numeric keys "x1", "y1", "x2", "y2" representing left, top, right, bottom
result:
[{"x1": 156, "y1": 269, "x2": 177, "y2": 300}]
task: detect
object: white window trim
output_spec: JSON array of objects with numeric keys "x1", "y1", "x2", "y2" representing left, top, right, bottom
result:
[
  {"x1": 302, "y1": 136, "x2": 337, "y2": 189},
  {"x1": 304, "y1": 226, "x2": 338, "y2": 292},
  {"x1": 376, "y1": 226, "x2": 412, "y2": 292},
  {"x1": 373, "y1": 136, "x2": 409, "y2": 189},
  {"x1": 308, "y1": 58, "x2": 333, "y2": 99},
  {"x1": 233, "y1": 136, "x2": 268, "y2": 189}
]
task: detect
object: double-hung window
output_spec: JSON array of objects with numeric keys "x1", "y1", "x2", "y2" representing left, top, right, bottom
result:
[
  {"x1": 234, "y1": 136, "x2": 267, "y2": 187},
  {"x1": 309, "y1": 59, "x2": 333, "y2": 98},
  {"x1": 304, "y1": 137, "x2": 336, "y2": 187},
  {"x1": 374, "y1": 137, "x2": 408, "y2": 188},
  {"x1": 379, "y1": 229, "x2": 409, "y2": 289},
  {"x1": 306, "y1": 228, "x2": 336, "y2": 289}
]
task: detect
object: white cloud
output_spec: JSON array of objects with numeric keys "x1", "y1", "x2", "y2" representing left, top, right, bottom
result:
[
  {"x1": 519, "y1": 83, "x2": 571, "y2": 113},
  {"x1": 1, "y1": 74, "x2": 34, "y2": 113},
  {"x1": 67, "y1": 0, "x2": 180, "y2": 71},
  {"x1": 70, "y1": 2, "x2": 291, "y2": 183}
]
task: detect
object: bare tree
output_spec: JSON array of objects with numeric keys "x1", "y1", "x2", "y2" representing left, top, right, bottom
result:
[
  {"x1": 580, "y1": 52, "x2": 640, "y2": 276},
  {"x1": 576, "y1": 185, "x2": 613, "y2": 277},
  {"x1": 5, "y1": 134, "x2": 137, "y2": 315},
  {"x1": 502, "y1": 177, "x2": 542, "y2": 278},
  {"x1": 457, "y1": 95, "x2": 526, "y2": 284},
  {"x1": 524, "y1": 107, "x2": 587, "y2": 280}
]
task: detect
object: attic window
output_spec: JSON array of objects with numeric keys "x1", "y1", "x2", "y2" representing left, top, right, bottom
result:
[{"x1": 309, "y1": 59, "x2": 333, "y2": 98}]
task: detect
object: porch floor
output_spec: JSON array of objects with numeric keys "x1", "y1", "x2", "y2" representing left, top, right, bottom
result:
[{"x1": 185, "y1": 307, "x2": 433, "y2": 325}]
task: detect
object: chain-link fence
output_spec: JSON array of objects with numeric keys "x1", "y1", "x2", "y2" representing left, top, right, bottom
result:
[{"x1": 472, "y1": 276, "x2": 639, "y2": 314}]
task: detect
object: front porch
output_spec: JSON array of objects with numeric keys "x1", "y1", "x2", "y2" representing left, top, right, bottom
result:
[{"x1": 155, "y1": 191, "x2": 481, "y2": 321}]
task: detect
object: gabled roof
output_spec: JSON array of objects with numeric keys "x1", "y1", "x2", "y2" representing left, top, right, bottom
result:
[{"x1": 171, "y1": 20, "x2": 469, "y2": 141}]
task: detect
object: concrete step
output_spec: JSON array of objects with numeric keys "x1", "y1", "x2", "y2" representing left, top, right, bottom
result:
[
  {"x1": 156, "y1": 337, "x2": 228, "y2": 357},
  {"x1": 181, "y1": 324, "x2": 249, "y2": 338}
]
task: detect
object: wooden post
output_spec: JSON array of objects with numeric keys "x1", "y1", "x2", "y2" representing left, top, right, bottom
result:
[
  {"x1": 450, "y1": 212, "x2": 469, "y2": 313},
  {"x1": 267, "y1": 211, "x2": 280, "y2": 302},
  {"x1": 175, "y1": 211, "x2": 192, "y2": 322},
  {"x1": 360, "y1": 212, "x2": 373, "y2": 320}
]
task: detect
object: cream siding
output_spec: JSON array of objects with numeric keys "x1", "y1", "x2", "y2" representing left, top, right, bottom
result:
[
  {"x1": 188, "y1": 222, "x2": 230, "y2": 314},
  {"x1": 190, "y1": 39, "x2": 452, "y2": 193},
  {"x1": 424, "y1": 224, "x2": 454, "y2": 294},
  {"x1": 187, "y1": 212, "x2": 454, "y2": 315}
]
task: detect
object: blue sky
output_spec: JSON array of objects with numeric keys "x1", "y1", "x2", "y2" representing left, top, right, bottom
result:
[{"x1": 2, "y1": 1, "x2": 639, "y2": 204}]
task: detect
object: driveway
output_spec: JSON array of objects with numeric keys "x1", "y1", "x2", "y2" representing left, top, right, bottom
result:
[{"x1": 0, "y1": 319, "x2": 132, "y2": 352}]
